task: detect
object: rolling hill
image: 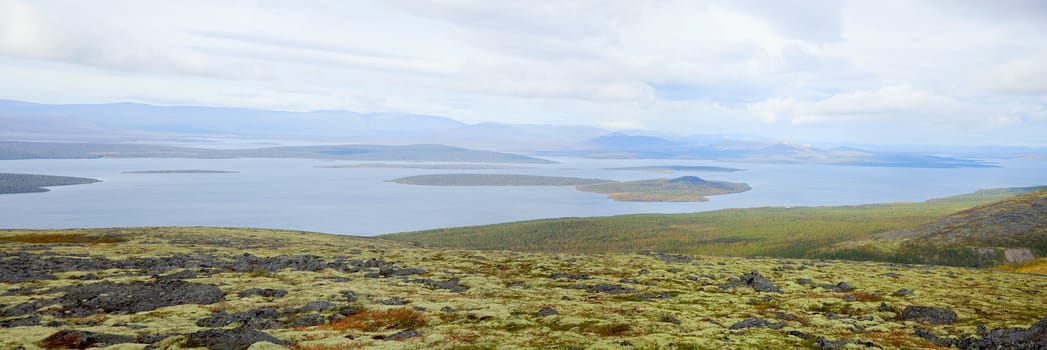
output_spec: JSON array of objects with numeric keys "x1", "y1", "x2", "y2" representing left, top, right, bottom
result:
[{"x1": 384, "y1": 187, "x2": 1043, "y2": 267}]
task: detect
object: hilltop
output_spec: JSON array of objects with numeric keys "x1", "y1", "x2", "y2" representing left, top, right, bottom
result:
[{"x1": 1, "y1": 227, "x2": 1045, "y2": 349}]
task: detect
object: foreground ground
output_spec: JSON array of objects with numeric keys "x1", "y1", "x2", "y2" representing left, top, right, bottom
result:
[{"x1": 1, "y1": 227, "x2": 1045, "y2": 349}]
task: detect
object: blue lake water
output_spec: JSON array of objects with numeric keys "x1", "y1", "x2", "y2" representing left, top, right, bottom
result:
[{"x1": 1, "y1": 157, "x2": 1045, "y2": 236}]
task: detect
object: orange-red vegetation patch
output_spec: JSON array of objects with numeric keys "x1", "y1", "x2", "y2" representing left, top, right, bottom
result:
[
  {"x1": 318, "y1": 308, "x2": 426, "y2": 332},
  {"x1": 0, "y1": 233, "x2": 127, "y2": 244}
]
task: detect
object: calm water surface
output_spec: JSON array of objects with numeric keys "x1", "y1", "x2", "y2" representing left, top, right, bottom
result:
[{"x1": 1, "y1": 157, "x2": 1044, "y2": 235}]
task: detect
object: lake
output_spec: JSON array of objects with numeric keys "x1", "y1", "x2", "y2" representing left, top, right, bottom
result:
[{"x1": 1, "y1": 157, "x2": 1045, "y2": 236}]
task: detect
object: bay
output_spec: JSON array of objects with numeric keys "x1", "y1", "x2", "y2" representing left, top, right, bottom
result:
[{"x1": 1, "y1": 157, "x2": 1044, "y2": 236}]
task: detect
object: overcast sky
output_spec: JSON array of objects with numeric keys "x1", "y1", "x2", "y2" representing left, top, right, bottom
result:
[{"x1": 1, "y1": 0, "x2": 1045, "y2": 146}]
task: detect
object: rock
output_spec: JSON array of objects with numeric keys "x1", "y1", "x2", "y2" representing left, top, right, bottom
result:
[
  {"x1": 380, "y1": 298, "x2": 410, "y2": 305},
  {"x1": 41, "y1": 330, "x2": 138, "y2": 349},
  {"x1": 550, "y1": 273, "x2": 590, "y2": 280},
  {"x1": 0, "y1": 315, "x2": 40, "y2": 327},
  {"x1": 289, "y1": 313, "x2": 327, "y2": 327},
  {"x1": 914, "y1": 315, "x2": 1047, "y2": 349},
  {"x1": 720, "y1": 271, "x2": 782, "y2": 293},
  {"x1": 812, "y1": 337, "x2": 876, "y2": 349},
  {"x1": 797, "y1": 278, "x2": 812, "y2": 285},
  {"x1": 660, "y1": 315, "x2": 682, "y2": 325},
  {"x1": 879, "y1": 302, "x2": 895, "y2": 313},
  {"x1": 1004, "y1": 248, "x2": 1035, "y2": 263},
  {"x1": 238, "y1": 288, "x2": 287, "y2": 298},
  {"x1": 414, "y1": 278, "x2": 469, "y2": 292},
  {"x1": 1, "y1": 300, "x2": 54, "y2": 317},
  {"x1": 54, "y1": 280, "x2": 224, "y2": 317},
  {"x1": 340, "y1": 289, "x2": 358, "y2": 302},
  {"x1": 377, "y1": 266, "x2": 426, "y2": 277},
  {"x1": 892, "y1": 289, "x2": 914, "y2": 296},
  {"x1": 196, "y1": 308, "x2": 284, "y2": 329},
  {"x1": 589, "y1": 284, "x2": 634, "y2": 294},
  {"x1": 537, "y1": 306, "x2": 559, "y2": 316},
  {"x1": 787, "y1": 330, "x2": 814, "y2": 340},
  {"x1": 818, "y1": 282, "x2": 853, "y2": 292},
  {"x1": 155, "y1": 270, "x2": 198, "y2": 280},
  {"x1": 185, "y1": 327, "x2": 290, "y2": 350},
  {"x1": 440, "y1": 306, "x2": 455, "y2": 313},
  {"x1": 728, "y1": 318, "x2": 785, "y2": 330},
  {"x1": 899, "y1": 306, "x2": 958, "y2": 325},
  {"x1": 385, "y1": 329, "x2": 421, "y2": 341},
  {"x1": 292, "y1": 301, "x2": 335, "y2": 313}
]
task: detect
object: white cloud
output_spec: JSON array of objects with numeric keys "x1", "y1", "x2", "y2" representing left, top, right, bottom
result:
[{"x1": 0, "y1": 0, "x2": 1045, "y2": 146}]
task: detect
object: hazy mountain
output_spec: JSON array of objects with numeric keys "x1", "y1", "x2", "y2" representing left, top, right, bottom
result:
[
  {"x1": 0, "y1": 99, "x2": 1013, "y2": 167},
  {"x1": 0, "y1": 99, "x2": 465, "y2": 141}
]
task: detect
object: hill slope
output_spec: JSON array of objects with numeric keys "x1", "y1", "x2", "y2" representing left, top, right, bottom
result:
[
  {"x1": 384, "y1": 187, "x2": 1040, "y2": 263},
  {"x1": 819, "y1": 187, "x2": 1047, "y2": 266},
  {"x1": 1, "y1": 227, "x2": 1045, "y2": 349},
  {"x1": 878, "y1": 187, "x2": 1047, "y2": 249}
]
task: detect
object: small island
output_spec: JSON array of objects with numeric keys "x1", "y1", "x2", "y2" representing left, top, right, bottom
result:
[
  {"x1": 576, "y1": 176, "x2": 750, "y2": 202},
  {"x1": 388, "y1": 174, "x2": 750, "y2": 202},
  {"x1": 606, "y1": 165, "x2": 744, "y2": 173},
  {"x1": 388, "y1": 174, "x2": 612, "y2": 186},
  {"x1": 318, "y1": 163, "x2": 528, "y2": 170},
  {"x1": 122, "y1": 170, "x2": 240, "y2": 174},
  {"x1": 0, "y1": 173, "x2": 101, "y2": 194}
]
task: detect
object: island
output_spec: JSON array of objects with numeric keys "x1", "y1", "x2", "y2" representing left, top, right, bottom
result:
[
  {"x1": 122, "y1": 170, "x2": 240, "y2": 174},
  {"x1": 388, "y1": 174, "x2": 612, "y2": 186},
  {"x1": 0, "y1": 173, "x2": 101, "y2": 194},
  {"x1": 606, "y1": 165, "x2": 744, "y2": 173},
  {"x1": 576, "y1": 176, "x2": 751, "y2": 202},
  {"x1": 388, "y1": 174, "x2": 750, "y2": 202},
  {"x1": 318, "y1": 163, "x2": 528, "y2": 170}
]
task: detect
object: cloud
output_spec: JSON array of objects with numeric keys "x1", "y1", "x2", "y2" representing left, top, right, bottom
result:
[
  {"x1": 0, "y1": 0, "x2": 259, "y2": 79},
  {"x1": 1, "y1": 0, "x2": 1046, "y2": 146},
  {"x1": 979, "y1": 50, "x2": 1047, "y2": 96}
]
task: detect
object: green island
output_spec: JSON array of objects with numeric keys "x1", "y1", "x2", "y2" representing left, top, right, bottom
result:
[
  {"x1": 388, "y1": 174, "x2": 612, "y2": 186},
  {"x1": 122, "y1": 170, "x2": 240, "y2": 174},
  {"x1": 388, "y1": 174, "x2": 751, "y2": 202},
  {"x1": 577, "y1": 176, "x2": 751, "y2": 202},
  {"x1": 0, "y1": 173, "x2": 100, "y2": 194},
  {"x1": 607, "y1": 165, "x2": 744, "y2": 173},
  {"x1": 318, "y1": 163, "x2": 528, "y2": 170},
  {"x1": 1, "y1": 226, "x2": 1044, "y2": 349}
]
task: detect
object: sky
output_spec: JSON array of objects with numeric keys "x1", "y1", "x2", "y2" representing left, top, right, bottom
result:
[{"x1": 0, "y1": 0, "x2": 1045, "y2": 146}]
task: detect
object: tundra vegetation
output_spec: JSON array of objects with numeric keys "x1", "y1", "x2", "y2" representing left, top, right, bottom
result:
[
  {"x1": 1, "y1": 227, "x2": 1045, "y2": 349},
  {"x1": 386, "y1": 186, "x2": 1045, "y2": 267}
]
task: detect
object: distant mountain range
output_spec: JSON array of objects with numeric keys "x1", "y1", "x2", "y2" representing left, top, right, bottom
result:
[{"x1": 0, "y1": 99, "x2": 1026, "y2": 168}]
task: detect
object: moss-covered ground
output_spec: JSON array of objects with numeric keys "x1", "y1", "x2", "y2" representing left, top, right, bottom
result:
[{"x1": 1, "y1": 227, "x2": 1045, "y2": 349}]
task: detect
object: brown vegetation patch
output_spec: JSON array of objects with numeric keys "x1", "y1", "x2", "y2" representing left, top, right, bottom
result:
[
  {"x1": 0, "y1": 233, "x2": 127, "y2": 244},
  {"x1": 318, "y1": 308, "x2": 426, "y2": 332}
]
